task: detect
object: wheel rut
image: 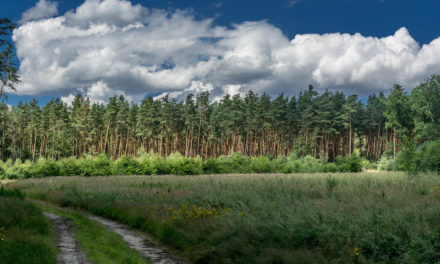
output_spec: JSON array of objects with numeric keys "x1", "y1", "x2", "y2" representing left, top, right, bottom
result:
[
  {"x1": 87, "y1": 215, "x2": 183, "y2": 264},
  {"x1": 44, "y1": 212, "x2": 91, "y2": 264}
]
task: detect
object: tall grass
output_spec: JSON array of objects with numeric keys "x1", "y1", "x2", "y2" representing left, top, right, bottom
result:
[
  {"x1": 0, "y1": 187, "x2": 57, "y2": 264},
  {"x1": 12, "y1": 172, "x2": 440, "y2": 263},
  {"x1": 0, "y1": 152, "x2": 363, "y2": 179}
]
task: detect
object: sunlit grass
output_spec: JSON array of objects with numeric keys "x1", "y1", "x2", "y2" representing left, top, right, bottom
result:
[{"x1": 10, "y1": 172, "x2": 440, "y2": 263}]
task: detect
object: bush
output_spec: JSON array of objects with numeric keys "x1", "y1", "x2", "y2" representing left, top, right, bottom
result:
[
  {"x1": 58, "y1": 157, "x2": 81, "y2": 176},
  {"x1": 378, "y1": 156, "x2": 397, "y2": 171},
  {"x1": 1, "y1": 159, "x2": 33, "y2": 179},
  {"x1": 335, "y1": 154, "x2": 362, "y2": 172},
  {"x1": 152, "y1": 156, "x2": 173, "y2": 175},
  {"x1": 30, "y1": 159, "x2": 60, "y2": 178},
  {"x1": 216, "y1": 153, "x2": 252, "y2": 174},
  {"x1": 0, "y1": 151, "x2": 380, "y2": 178},
  {"x1": 392, "y1": 140, "x2": 440, "y2": 174},
  {"x1": 323, "y1": 162, "x2": 338, "y2": 173},
  {"x1": 417, "y1": 140, "x2": 440, "y2": 173},
  {"x1": 284, "y1": 155, "x2": 324, "y2": 173},
  {"x1": 112, "y1": 155, "x2": 142, "y2": 175},
  {"x1": 250, "y1": 156, "x2": 275, "y2": 173},
  {"x1": 203, "y1": 158, "x2": 221, "y2": 174},
  {"x1": 361, "y1": 159, "x2": 377, "y2": 170}
]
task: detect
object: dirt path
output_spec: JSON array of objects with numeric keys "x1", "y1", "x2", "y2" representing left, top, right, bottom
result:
[
  {"x1": 87, "y1": 215, "x2": 183, "y2": 264},
  {"x1": 44, "y1": 212, "x2": 91, "y2": 264}
]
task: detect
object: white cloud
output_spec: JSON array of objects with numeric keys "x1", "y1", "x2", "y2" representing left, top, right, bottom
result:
[
  {"x1": 20, "y1": 0, "x2": 58, "y2": 24},
  {"x1": 60, "y1": 93, "x2": 76, "y2": 106},
  {"x1": 13, "y1": 0, "x2": 440, "y2": 103},
  {"x1": 287, "y1": 0, "x2": 301, "y2": 7}
]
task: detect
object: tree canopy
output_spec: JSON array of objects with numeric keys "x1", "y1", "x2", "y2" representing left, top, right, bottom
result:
[
  {"x1": 0, "y1": 18, "x2": 20, "y2": 99},
  {"x1": 1, "y1": 76, "x2": 440, "y2": 162}
]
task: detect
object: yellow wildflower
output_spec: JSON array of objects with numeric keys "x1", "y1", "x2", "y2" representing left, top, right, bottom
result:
[
  {"x1": 0, "y1": 227, "x2": 5, "y2": 241},
  {"x1": 353, "y1": 247, "x2": 361, "y2": 256}
]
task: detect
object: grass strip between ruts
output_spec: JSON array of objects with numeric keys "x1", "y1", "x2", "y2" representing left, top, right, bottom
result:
[{"x1": 33, "y1": 200, "x2": 150, "y2": 264}]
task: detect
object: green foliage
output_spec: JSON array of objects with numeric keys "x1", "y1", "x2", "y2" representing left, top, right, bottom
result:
[
  {"x1": 202, "y1": 158, "x2": 221, "y2": 174},
  {"x1": 361, "y1": 158, "x2": 377, "y2": 170},
  {"x1": 216, "y1": 153, "x2": 253, "y2": 174},
  {"x1": 377, "y1": 156, "x2": 397, "y2": 171},
  {"x1": 415, "y1": 140, "x2": 440, "y2": 173},
  {"x1": 0, "y1": 152, "x2": 365, "y2": 179},
  {"x1": 58, "y1": 157, "x2": 82, "y2": 176},
  {"x1": 3, "y1": 76, "x2": 440, "y2": 170},
  {"x1": 30, "y1": 159, "x2": 60, "y2": 178},
  {"x1": 166, "y1": 153, "x2": 203, "y2": 175},
  {"x1": 13, "y1": 172, "x2": 440, "y2": 263},
  {"x1": 0, "y1": 186, "x2": 25, "y2": 199},
  {"x1": 291, "y1": 155, "x2": 324, "y2": 173},
  {"x1": 392, "y1": 139, "x2": 440, "y2": 174},
  {"x1": 0, "y1": 159, "x2": 33, "y2": 179},
  {"x1": 335, "y1": 154, "x2": 362, "y2": 172},
  {"x1": 0, "y1": 195, "x2": 56, "y2": 264},
  {"x1": 0, "y1": 18, "x2": 20, "y2": 99},
  {"x1": 410, "y1": 75, "x2": 440, "y2": 142},
  {"x1": 112, "y1": 155, "x2": 142, "y2": 175}
]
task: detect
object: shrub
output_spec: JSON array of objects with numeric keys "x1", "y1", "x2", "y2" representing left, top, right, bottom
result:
[
  {"x1": 1, "y1": 159, "x2": 33, "y2": 179},
  {"x1": 392, "y1": 139, "x2": 440, "y2": 174},
  {"x1": 58, "y1": 157, "x2": 81, "y2": 176},
  {"x1": 30, "y1": 159, "x2": 60, "y2": 178},
  {"x1": 250, "y1": 156, "x2": 275, "y2": 173},
  {"x1": 164, "y1": 153, "x2": 203, "y2": 175},
  {"x1": 152, "y1": 156, "x2": 173, "y2": 175},
  {"x1": 335, "y1": 154, "x2": 362, "y2": 172},
  {"x1": 202, "y1": 158, "x2": 221, "y2": 174},
  {"x1": 417, "y1": 140, "x2": 440, "y2": 173},
  {"x1": 378, "y1": 156, "x2": 397, "y2": 171},
  {"x1": 91, "y1": 155, "x2": 112, "y2": 176},
  {"x1": 112, "y1": 155, "x2": 142, "y2": 175},
  {"x1": 323, "y1": 162, "x2": 338, "y2": 173},
  {"x1": 216, "y1": 153, "x2": 252, "y2": 174}
]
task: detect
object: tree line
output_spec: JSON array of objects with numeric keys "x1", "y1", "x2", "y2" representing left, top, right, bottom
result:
[{"x1": 1, "y1": 75, "x2": 439, "y2": 162}]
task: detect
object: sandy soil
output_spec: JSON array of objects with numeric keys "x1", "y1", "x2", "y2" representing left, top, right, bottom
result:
[
  {"x1": 88, "y1": 215, "x2": 183, "y2": 264},
  {"x1": 44, "y1": 212, "x2": 91, "y2": 264}
]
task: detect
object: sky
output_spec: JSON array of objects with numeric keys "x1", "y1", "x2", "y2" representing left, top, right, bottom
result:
[{"x1": 1, "y1": 0, "x2": 440, "y2": 105}]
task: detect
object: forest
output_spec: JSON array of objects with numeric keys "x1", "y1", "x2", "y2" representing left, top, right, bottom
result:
[{"x1": 0, "y1": 76, "x2": 439, "y2": 164}]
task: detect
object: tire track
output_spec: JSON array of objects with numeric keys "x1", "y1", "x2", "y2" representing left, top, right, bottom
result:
[
  {"x1": 87, "y1": 215, "x2": 183, "y2": 264},
  {"x1": 44, "y1": 212, "x2": 90, "y2": 264}
]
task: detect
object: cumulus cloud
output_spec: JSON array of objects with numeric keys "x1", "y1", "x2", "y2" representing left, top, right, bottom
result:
[
  {"x1": 12, "y1": 0, "x2": 440, "y2": 103},
  {"x1": 20, "y1": 0, "x2": 58, "y2": 24}
]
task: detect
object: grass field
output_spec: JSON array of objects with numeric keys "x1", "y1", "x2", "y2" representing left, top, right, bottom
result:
[
  {"x1": 0, "y1": 187, "x2": 57, "y2": 264},
  {"x1": 36, "y1": 201, "x2": 149, "y2": 264},
  {"x1": 8, "y1": 172, "x2": 440, "y2": 263}
]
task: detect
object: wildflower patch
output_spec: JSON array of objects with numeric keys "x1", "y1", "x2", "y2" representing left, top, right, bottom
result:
[{"x1": 164, "y1": 205, "x2": 231, "y2": 223}]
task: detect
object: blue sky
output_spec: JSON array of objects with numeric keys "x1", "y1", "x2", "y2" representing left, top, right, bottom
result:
[
  {"x1": 1, "y1": 0, "x2": 440, "y2": 105},
  {"x1": 2, "y1": 0, "x2": 439, "y2": 44}
]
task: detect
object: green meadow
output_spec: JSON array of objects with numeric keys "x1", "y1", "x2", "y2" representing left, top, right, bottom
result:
[
  {"x1": 0, "y1": 186, "x2": 57, "y2": 264},
  {"x1": 8, "y1": 172, "x2": 440, "y2": 264}
]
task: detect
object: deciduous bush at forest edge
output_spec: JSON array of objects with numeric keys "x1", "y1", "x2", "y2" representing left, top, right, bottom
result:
[{"x1": 0, "y1": 152, "x2": 364, "y2": 179}]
